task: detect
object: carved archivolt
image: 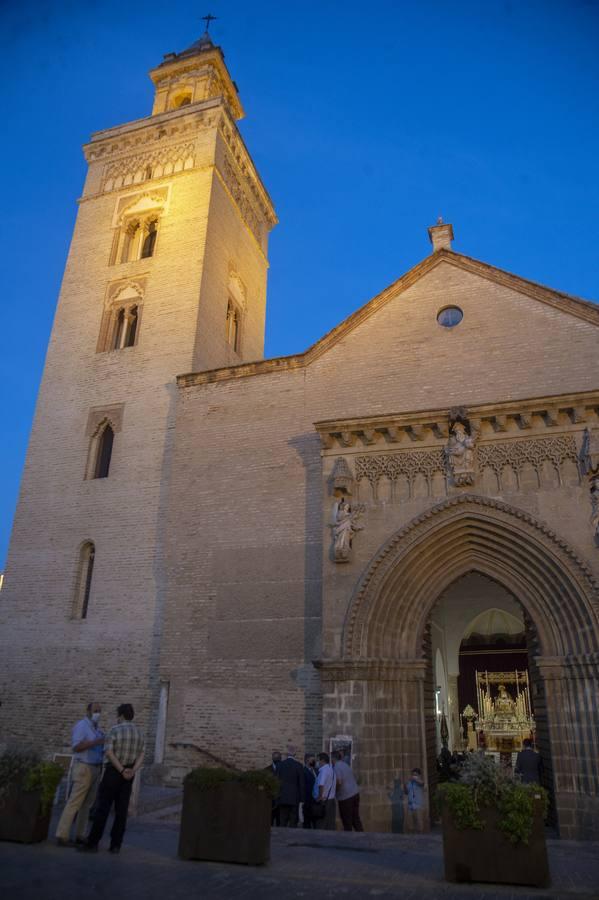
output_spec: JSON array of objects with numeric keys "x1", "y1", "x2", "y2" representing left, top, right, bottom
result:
[
  {"x1": 102, "y1": 142, "x2": 195, "y2": 192},
  {"x1": 354, "y1": 434, "x2": 579, "y2": 497},
  {"x1": 343, "y1": 494, "x2": 599, "y2": 660}
]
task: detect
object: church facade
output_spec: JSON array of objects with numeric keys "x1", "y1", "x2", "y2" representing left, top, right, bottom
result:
[{"x1": 2, "y1": 31, "x2": 599, "y2": 839}]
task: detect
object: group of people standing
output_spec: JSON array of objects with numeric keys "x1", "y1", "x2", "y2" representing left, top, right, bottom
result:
[
  {"x1": 55, "y1": 700, "x2": 145, "y2": 853},
  {"x1": 266, "y1": 745, "x2": 364, "y2": 832}
]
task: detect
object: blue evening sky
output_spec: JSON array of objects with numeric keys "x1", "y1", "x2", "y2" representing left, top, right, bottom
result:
[{"x1": 1, "y1": 0, "x2": 598, "y2": 568}]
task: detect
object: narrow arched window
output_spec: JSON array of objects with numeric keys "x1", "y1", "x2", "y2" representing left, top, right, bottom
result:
[
  {"x1": 73, "y1": 542, "x2": 95, "y2": 619},
  {"x1": 112, "y1": 308, "x2": 125, "y2": 349},
  {"x1": 226, "y1": 300, "x2": 241, "y2": 353},
  {"x1": 120, "y1": 222, "x2": 139, "y2": 263},
  {"x1": 141, "y1": 220, "x2": 157, "y2": 259},
  {"x1": 125, "y1": 306, "x2": 138, "y2": 347},
  {"x1": 94, "y1": 424, "x2": 114, "y2": 479}
]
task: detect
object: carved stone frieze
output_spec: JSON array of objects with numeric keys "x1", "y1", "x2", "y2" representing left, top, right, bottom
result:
[
  {"x1": 354, "y1": 434, "x2": 579, "y2": 499},
  {"x1": 102, "y1": 141, "x2": 196, "y2": 192},
  {"x1": 356, "y1": 448, "x2": 445, "y2": 485},
  {"x1": 478, "y1": 435, "x2": 578, "y2": 480},
  {"x1": 220, "y1": 154, "x2": 263, "y2": 242},
  {"x1": 218, "y1": 118, "x2": 277, "y2": 228}
]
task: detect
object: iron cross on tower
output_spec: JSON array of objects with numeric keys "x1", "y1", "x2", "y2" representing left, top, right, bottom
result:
[{"x1": 202, "y1": 13, "x2": 217, "y2": 32}]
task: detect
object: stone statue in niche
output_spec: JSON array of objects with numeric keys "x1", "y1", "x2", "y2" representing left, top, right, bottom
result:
[
  {"x1": 445, "y1": 410, "x2": 478, "y2": 486},
  {"x1": 331, "y1": 497, "x2": 364, "y2": 563}
]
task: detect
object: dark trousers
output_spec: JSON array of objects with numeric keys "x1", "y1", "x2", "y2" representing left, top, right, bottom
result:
[
  {"x1": 337, "y1": 793, "x2": 364, "y2": 832},
  {"x1": 87, "y1": 764, "x2": 133, "y2": 849},
  {"x1": 279, "y1": 804, "x2": 299, "y2": 827},
  {"x1": 303, "y1": 802, "x2": 316, "y2": 829}
]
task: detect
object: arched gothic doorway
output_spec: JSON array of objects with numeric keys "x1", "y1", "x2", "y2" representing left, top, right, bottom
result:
[{"x1": 318, "y1": 495, "x2": 599, "y2": 839}]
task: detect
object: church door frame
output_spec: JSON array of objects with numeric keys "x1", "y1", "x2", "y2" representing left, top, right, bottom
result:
[{"x1": 318, "y1": 494, "x2": 599, "y2": 839}]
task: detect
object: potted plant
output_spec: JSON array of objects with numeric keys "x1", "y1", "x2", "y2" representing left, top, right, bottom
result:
[
  {"x1": 178, "y1": 766, "x2": 279, "y2": 865},
  {"x1": 436, "y1": 753, "x2": 550, "y2": 887},
  {"x1": 0, "y1": 751, "x2": 64, "y2": 843}
]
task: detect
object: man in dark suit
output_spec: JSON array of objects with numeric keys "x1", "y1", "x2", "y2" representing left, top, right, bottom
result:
[
  {"x1": 276, "y1": 745, "x2": 305, "y2": 827},
  {"x1": 264, "y1": 750, "x2": 282, "y2": 826},
  {"x1": 515, "y1": 739, "x2": 543, "y2": 784},
  {"x1": 302, "y1": 753, "x2": 317, "y2": 829}
]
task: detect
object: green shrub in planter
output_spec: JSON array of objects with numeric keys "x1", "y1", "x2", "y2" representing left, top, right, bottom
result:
[
  {"x1": 436, "y1": 753, "x2": 550, "y2": 887},
  {"x1": 178, "y1": 767, "x2": 279, "y2": 865},
  {"x1": 0, "y1": 751, "x2": 64, "y2": 843}
]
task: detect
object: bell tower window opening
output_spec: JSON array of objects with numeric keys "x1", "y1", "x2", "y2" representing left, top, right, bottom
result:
[
  {"x1": 73, "y1": 542, "x2": 95, "y2": 619},
  {"x1": 111, "y1": 304, "x2": 139, "y2": 350},
  {"x1": 116, "y1": 215, "x2": 159, "y2": 264},
  {"x1": 226, "y1": 299, "x2": 241, "y2": 353},
  {"x1": 141, "y1": 220, "x2": 158, "y2": 259}
]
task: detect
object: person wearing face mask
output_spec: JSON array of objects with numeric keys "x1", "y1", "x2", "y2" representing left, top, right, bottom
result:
[
  {"x1": 79, "y1": 703, "x2": 145, "y2": 854},
  {"x1": 55, "y1": 701, "x2": 105, "y2": 847}
]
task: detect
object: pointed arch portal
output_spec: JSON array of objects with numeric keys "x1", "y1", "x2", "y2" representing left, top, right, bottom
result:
[{"x1": 319, "y1": 495, "x2": 599, "y2": 839}]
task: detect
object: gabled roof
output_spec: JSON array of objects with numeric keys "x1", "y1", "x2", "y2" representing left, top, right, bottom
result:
[{"x1": 178, "y1": 248, "x2": 599, "y2": 388}]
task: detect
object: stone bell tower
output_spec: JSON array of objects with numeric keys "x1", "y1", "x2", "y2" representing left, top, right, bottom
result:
[{"x1": 0, "y1": 28, "x2": 277, "y2": 759}]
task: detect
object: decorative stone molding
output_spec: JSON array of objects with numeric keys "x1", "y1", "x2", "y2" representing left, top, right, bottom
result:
[
  {"x1": 103, "y1": 144, "x2": 195, "y2": 193},
  {"x1": 343, "y1": 493, "x2": 599, "y2": 660},
  {"x1": 477, "y1": 435, "x2": 578, "y2": 485},
  {"x1": 85, "y1": 404, "x2": 125, "y2": 437},
  {"x1": 353, "y1": 434, "x2": 579, "y2": 498},
  {"x1": 106, "y1": 279, "x2": 146, "y2": 304},
  {"x1": 314, "y1": 658, "x2": 427, "y2": 684},
  {"x1": 218, "y1": 114, "x2": 277, "y2": 229},
  {"x1": 355, "y1": 448, "x2": 444, "y2": 485},
  {"x1": 219, "y1": 154, "x2": 263, "y2": 243},
  {"x1": 84, "y1": 107, "x2": 215, "y2": 163},
  {"x1": 315, "y1": 393, "x2": 599, "y2": 451}
]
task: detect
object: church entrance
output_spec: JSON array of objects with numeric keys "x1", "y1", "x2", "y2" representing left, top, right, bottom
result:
[
  {"x1": 425, "y1": 573, "x2": 553, "y2": 816},
  {"x1": 322, "y1": 495, "x2": 599, "y2": 839}
]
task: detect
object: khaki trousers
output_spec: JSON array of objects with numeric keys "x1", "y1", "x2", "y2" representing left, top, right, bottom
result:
[{"x1": 55, "y1": 761, "x2": 101, "y2": 841}]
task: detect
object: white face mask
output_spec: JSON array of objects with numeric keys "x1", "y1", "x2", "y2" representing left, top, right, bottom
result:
[{"x1": 91, "y1": 712, "x2": 101, "y2": 723}]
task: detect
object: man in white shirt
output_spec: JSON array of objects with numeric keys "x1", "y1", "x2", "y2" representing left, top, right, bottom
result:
[
  {"x1": 332, "y1": 751, "x2": 363, "y2": 831},
  {"x1": 55, "y1": 701, "x2": 104, "y2": 846},
  {"x1": 313, "y1": 752, "x2": 337, "y2": 830}
]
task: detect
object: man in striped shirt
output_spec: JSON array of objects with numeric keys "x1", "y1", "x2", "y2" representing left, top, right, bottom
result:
[{"x1": 79, "y1": 703, "x2": 145, "y2": 854}]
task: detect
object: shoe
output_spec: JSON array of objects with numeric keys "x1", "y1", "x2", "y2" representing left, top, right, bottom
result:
[
  {"x1": 56, "y1": 838, "x2": 75, "y2": 848},
  {"x1": 75, "y1": 838, "x2": 87, "y2": 846},
  {"x1": 76, "y1": 843, "x2": 98, "y2": 853},
  {"x1": 109, "y1": 846, "x2": 120, "y2": 854}
]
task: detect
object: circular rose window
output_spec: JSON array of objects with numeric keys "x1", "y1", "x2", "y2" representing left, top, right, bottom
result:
[{"x1": 437, "y1": 306, "x2": 463, "y2": 328}]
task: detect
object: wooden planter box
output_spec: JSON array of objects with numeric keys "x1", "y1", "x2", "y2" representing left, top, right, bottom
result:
[
  {"x1": 442, "y1": 803, "x2": 550, "y2": 887},
  {"x1": 0, "y1": 788, "x2": 52, "y2": 844},
  {"x1": 178, "y1": 781, "x2": 271, "y2": 865}
]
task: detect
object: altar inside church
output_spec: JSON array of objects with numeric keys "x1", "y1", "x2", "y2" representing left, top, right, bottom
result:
[{"x1": 463, "y1": 670, "x2": 535, "y2": 752}]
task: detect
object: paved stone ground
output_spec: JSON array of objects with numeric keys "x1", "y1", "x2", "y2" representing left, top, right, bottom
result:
[{"x1": 1, "y1": 814, "x2": 599, "y2": 900}]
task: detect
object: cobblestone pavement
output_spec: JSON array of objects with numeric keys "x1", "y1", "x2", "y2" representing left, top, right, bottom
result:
[{"x1": 1, "y1": 820, "x2": 598, "y2": 900}]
